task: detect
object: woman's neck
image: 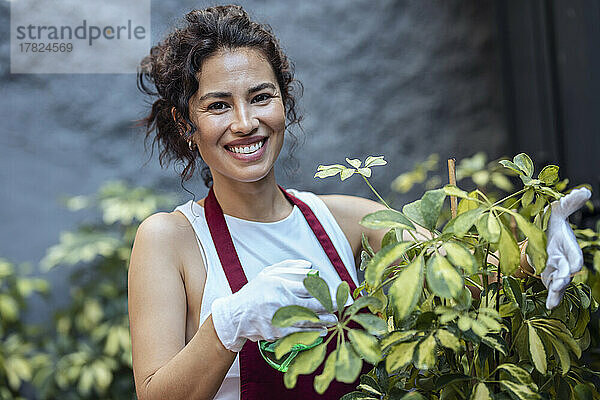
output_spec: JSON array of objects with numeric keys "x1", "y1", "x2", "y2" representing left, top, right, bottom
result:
[{"x1": 209, "y1": 171, "x2": 293, "y2": 222}]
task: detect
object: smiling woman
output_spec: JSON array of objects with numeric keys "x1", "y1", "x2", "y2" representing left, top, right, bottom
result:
[{"x1": 130, "y1": 5, "x2": 387, "y2": 400}]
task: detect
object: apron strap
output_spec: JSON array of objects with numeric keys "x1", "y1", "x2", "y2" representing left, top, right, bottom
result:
[
  {"x1": 279, "y1": 186, "x2": 357, "y2": 293},
  {"x1": 204, "y1": 186, "x2": 248, "y2": 292}
]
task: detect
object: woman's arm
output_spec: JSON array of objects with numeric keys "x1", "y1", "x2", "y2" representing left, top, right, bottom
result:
[
  {"x1": 128, "y1": 212, "x2": 236, "y2": 400},
  {"x1": 319, "y1": 195, "x2": 432, "y2": 263},
  {"x1": 319, "y1": 195, "x2": 389, "y2": 259}
]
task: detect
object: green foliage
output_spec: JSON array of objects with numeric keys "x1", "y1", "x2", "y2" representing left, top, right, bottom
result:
[
  {"x1": 1, "y1": 181, "x2": 176, "y2": 399},
  {"x1": 276, "y1": 153, "x2": 600, "y2": 399},
  {"x1": 0, "y1": 259, "x2": 49, "y2": 400}
]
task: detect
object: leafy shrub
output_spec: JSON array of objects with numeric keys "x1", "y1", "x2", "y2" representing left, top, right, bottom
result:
[
  {"x1": 0, "y1": 259, "x2": 49, "y2": 400},
  {"x1": 31, "y1": 181, "x2": 175, "y2": 399},
  {"x1": 278, "y1": 153, "x2": 600, "y2": 399}
]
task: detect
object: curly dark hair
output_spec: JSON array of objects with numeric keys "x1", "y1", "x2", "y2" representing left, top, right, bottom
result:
[{"x1": 136, "y1": 5, "x2": 302, "y2": 187}]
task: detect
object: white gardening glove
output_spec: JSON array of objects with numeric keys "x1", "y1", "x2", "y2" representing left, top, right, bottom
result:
[
  {"x1": 541, "y1": 187, "x2": 592, "y2": 309},
  {"x1": 211, "y1": 259, "x2": 336, "y2": 352}
]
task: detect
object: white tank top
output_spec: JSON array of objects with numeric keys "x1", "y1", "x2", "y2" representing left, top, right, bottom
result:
[{"x1": 173, "y1": 189, "x2": 358, "y2": 400}]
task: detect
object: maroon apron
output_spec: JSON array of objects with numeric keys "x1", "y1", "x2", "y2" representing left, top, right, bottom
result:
[{"x1": 204, "y1": 186, "x2": 363, "y2": 399}]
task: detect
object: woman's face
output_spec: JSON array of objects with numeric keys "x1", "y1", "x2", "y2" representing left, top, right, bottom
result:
[{"x1": 188, "y1": 47, "x2": 286, "y2": 185}]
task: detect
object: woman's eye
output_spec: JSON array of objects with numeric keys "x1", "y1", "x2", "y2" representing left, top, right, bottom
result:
[
  {"x1": 207, "y1": 102, "x2": 229, "y2": 111},
  {"x1": 252, "y1": 93, "x2": 273, "y2": 103}
]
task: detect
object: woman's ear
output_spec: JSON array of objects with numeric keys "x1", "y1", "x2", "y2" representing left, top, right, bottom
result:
[{"x1": 171, "y1": 106, "x2": 192, "y2": 137}]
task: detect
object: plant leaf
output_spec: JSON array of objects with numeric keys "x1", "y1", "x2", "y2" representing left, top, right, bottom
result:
[
  {"x1": 470, "y1": 382, "x2": 492, "y2": 400},
  {"x1": 491, "y1": 172, "x2": 514, "y2": 191},
  {"x1": 345, "y1": 296, "x2": 383, "y2": 318},
  {"x1": 572, "y1": 384, "x2": 595, "y2": 400},
  {"x1": 530, "y1": 319, "x2": 581, "y2": 358},
  {"x1": 476, "y1": 213, "x2": 501, "y2": 244},
  {"x1": 346, "y1": 158, "x2": 362, "y2": 168},
  {"x1": 360, "y1": 210, "x2": 415, "y2": 231},
  {"x1": 399, "y1": 393, "x2": 426, "y2": 400},
  {"x1": 339, "y1": 392, "x2": 379, "y2": 400},
  {"x1": 314, "y1": 350, "x2": 337, "y2": 394},
  {"x1": 443, "y1": 184, "x2": 471, "y2": 199},
  {"x1": 350, "y1": 314, "x2": 388, "y2": 335},
  {"x1": 498, "y1": 225, "x2": 520, "y2": 275},
  {"x1": 385, "y1": 341, "x2": 418, "y2": 372},
  {"x1": 528, "y1": 324, "x2": 547, "y2": 375},
  {"x1": 365, "y1": 241, "x2": 412, "y2": 288},
  {"x1": 335, "y1": 342, "x2": 362, "y2": 383},
  {"x1": 365, "y1": 155, "x2": 387, "y2": 168},
  {"x1": 414, "y1": 334, "x2": 437, "y2": 370},
  {"x1": 435, "y1": 329, "x2": 461, "y2": 351},
  {"x1": 336, "y1": 281, "x2": 350, "y2": 315},
  {"x1": 402, "y1": 199, "x2": 427, "y2": 228},
  {"x1": 522, "y1": 188, "x2": 535, "y2": 208},
  {"x1": 381, "y1": 330, "x2": 418, "y2": 349},
  {"x1": 389, "y1": 255, "x2": 425, "y2": 320},
  {"x1": 481, "y1": 334, "x2": 508, "y2": 356},
  {"x1": 503, "y1": 276, "x2": 524, "y2": 311},
  {"x1": 314, "y1": 164, "x2": 346, "y2": 179},
  {"x1": 426, "y1": 254, "x2": 464, "y2": 299},
  {"x1": 357, "y1": 168, "x2": 372, "y2": 178},
  {"x1": 543, "y1": 332, "x2": 571, "y2": 375},
  {"x1": 513, "y1": 153, "x2": 534, "y2": 178},
  {"x1": 443, "y1": 242, "x2": 477, "y2": 274},
  {"x1": 304, "y1": 275, "x2": 333, "y2": 313},
  {"x1": 457, "y1": 194, "x2": 480, "y2": 214},
  {"x1": 499, "y1": 159, "x2": 523, "y2": 174},
  {"x1": 284, "y1": 343, "x2": 327, "y2": 389},
  {"x1": 348, "y1": 329, "x2": 382, "y2": 364},
  {"x1": 538, "y1": 165, "x2": 559, "y2": 185},
  {"x1": 381, "y1": 228, "x2": 400, "y2": 249},
  {"x1": 443, "y1": 207, "x2": 484, "y2": 237},
  {"x1": 434, "y1": 373, "x2": 472, "y2": 391},
  {"x1": 496, "y1": 363, "x2": 537, "y2": 390},
  {"x1": 272, "y1": 305, "x2": 320, "y2": 327},
  {"x1": 499, "y1": 380, "x2": 542, "y2": 400},
  {"x1": 509, "y1": 212, "x2": 547, "y2": 274},
  {"x1": 340, "y1": 168, "x2": 356, "y2": 181},
  {"x1": 420, "y1": 189, "x2": 446, "y2": 230}
]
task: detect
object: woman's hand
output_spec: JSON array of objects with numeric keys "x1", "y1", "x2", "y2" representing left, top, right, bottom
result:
[
  {"x1": 541, "y1": 187, "x2": 592, "y2": 309},
  {"x1": 211, "y1": 259, "x2": 337, "y2": 352}
]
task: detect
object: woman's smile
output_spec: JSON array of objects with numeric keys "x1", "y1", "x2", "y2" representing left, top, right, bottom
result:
[{"x1": 225, "y1": 136, "x2": 268, "y2": 161}]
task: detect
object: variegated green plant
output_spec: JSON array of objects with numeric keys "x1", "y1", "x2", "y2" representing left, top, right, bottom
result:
[
  {"x1": 0, "y1": 259, "x2": 49, "y2": 400},
  {"x1": 35, "y1": 181, "x2": 176, "y2": 399},
  {"x1": 274, "y1": 153, "x2": 600, "y2": 400}
]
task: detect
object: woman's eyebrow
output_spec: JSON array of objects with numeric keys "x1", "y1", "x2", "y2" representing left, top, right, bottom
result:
[
  {"x1": 198, "y1": 91, "x2": 231, "y2": 101},
  {"x1": 248, "y1": 82, "x2": 276, "y2": 94},
  {"x1": 198, "y1": 82, "x2": 276, "y2": 102}
]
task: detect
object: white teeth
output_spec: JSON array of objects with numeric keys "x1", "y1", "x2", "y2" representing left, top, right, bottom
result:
[{"x1": 228, "y1": 139, "x2": 264, "y2": 154}]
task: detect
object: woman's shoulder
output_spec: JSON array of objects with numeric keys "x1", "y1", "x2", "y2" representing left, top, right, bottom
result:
[
  {"x1": 317, "y1": 194, "x2": 387, "y2": 222},
  {"x1": 132, "y1": 211, "x2": 201, "y2": 271},
  {"x1": 313, "y1": 194, "x2": 387, "y2": 256},
  {"x1": 137, "y1": 211, "x2": 194, "y2": 242}
]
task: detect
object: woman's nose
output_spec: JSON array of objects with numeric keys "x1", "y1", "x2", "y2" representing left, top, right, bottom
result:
[{"x1": 230, "y1": 106, "x2": 259, "y2": 135}]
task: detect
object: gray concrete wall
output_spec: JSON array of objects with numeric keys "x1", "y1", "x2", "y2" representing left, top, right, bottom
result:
[{"x1": 0, "y1": 0, "x2": 507, "y2": 317}]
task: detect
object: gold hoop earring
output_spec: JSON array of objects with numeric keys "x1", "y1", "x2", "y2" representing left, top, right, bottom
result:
[{"x1": 188, "y1": 140, "x2": 196, "y2": 151}]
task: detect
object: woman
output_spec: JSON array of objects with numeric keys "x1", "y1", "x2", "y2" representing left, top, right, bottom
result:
[{"x1": 129, "y1": 6, "x2": 387, "y2": 400}]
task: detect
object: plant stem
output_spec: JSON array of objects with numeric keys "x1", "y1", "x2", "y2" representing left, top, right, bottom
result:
[
  {"x1": 447, "y1": 158, "x2": 458, "y2": 218},
  {"x1": 492, "y1": 188, "x2": 526, "y2": 207},
  {"x1": 361, "y1": 175, "x2": 391, "y2": 209},
  {"x1": 495, "y1": 265, "x2": 501, "y2": 392},
  {"x1": 484, "y1": 243, "x2": 490, "y2": 308}
]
